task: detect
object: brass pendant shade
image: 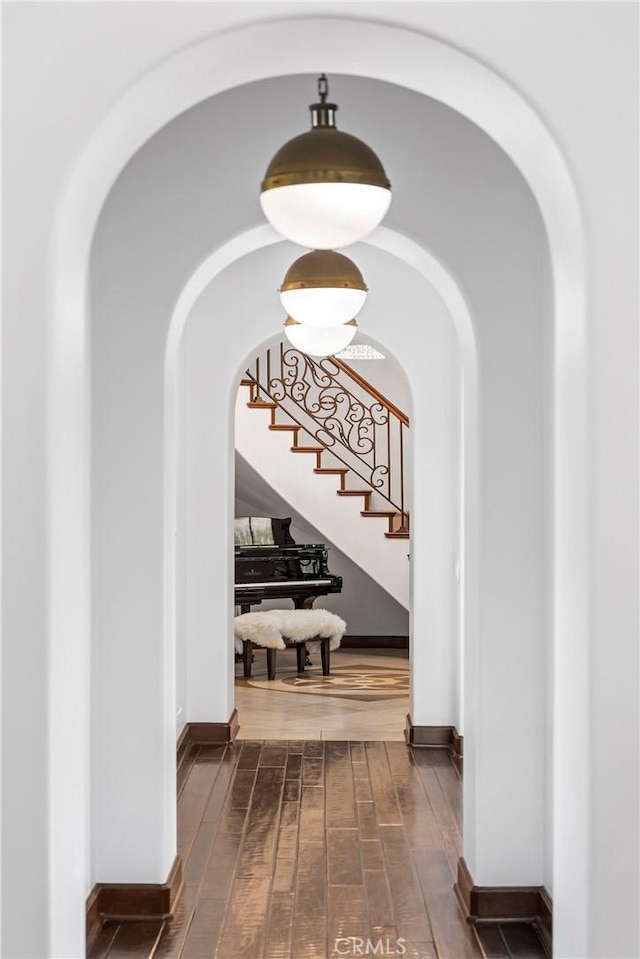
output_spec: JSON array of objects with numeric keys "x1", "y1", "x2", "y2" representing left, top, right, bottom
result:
[
  {"x1": 262, "y1": 75, "x2": 390, "y2": 192},
  {"x1": 261, "y1": 128, "x2": 390, "y2": 192},
  {"x1": 280, "y1": 250, "x2": 367, "y2": 293},
  {"x1": 260, "y1": 74, "x2": 392, "y2": 249},
  {"x1": 279, "y1": 250, "x2": 368, "y2": 328}
]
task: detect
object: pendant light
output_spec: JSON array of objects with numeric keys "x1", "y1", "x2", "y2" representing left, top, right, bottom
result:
[
  {"x1": 279, "y1": 249, "x2": 367, "y2": 328},
  {"x1": 261, "y1": 74, "x2": 391, "y2": 249},
  {"x1": 283, "y1": 317, "x2": 357, "y2": 357}
]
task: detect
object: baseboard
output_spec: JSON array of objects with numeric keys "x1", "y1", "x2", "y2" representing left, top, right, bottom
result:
[
  {"x1": 451, "y1": 729, "x2": 464, "y2": 758},
  {"x1": 455, "y1": 858, "x2": 552, "y2": 955},
  {"x1": 405, "y1": 715, "x2": 463, "y2": 753},
  {"x1": 87, "y1": 856, "x2": 183, "y2": 945},
  {"x1": 536, "y1": 887, "x2": 553, "y2": 957},
  {"x1": 341, "y1": 635, "x2": 409, "y2": 649},
  {"x1": 187, "y1": 709, "x2": 240, "y2": 745},
  {"x1": 176, "y1": 723, "x2": 192, "y2": 773},
  {"x1": 86, "y1": 886, "x2": 102, "y2": 950},
  {"x1": 176, "y1": 713, "x2": 238, "y2": 786}
]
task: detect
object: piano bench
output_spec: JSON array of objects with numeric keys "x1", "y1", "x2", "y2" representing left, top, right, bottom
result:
[
  {"x1": 241, "y1": 636, "x2": 331, "y2": 681},
  {"x1": 234, "y1": 608, "x2": 346, "y2": 681}
]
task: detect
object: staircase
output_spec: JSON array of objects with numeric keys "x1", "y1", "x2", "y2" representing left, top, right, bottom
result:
[
  {"x1": 235, "y1": 347, "x2": 411, "y2": 608},
  {"x1": 240, "y1": 345, "x2": 410, "y2": 540}
]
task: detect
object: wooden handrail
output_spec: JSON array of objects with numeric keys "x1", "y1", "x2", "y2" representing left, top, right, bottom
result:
[{"x1": 333, "y1": 358, "x2": 410, "y2": 427}]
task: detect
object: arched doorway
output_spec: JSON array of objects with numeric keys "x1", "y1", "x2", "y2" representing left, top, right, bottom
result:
[
  {"x1": 168, "y1": 231, "x2": 475, "y2": 749},
  {"x1": 231, "y1": 329, "x2": 414, "y2": 740}
]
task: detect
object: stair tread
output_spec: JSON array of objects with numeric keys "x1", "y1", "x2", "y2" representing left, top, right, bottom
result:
[
  {"x1": 314, "y1": 467, "x2": 348, "y2": 474},
  {"x1": 361, "y1": 510, "x2": 398, "y2": 517},
  {"x1": 337, "y1": 490, "x2": 371, "y2": 496},
  {"x1": 240, "y1": 378, "x2": 256, "y2": 386},
  {"x1": 292, "y1": 447, "x2": 324, "y2": 453},
  {"x1": 385, "y1": 531, "x2": 410, "y2": 539},
  {"x1": 247, "y1": 401, "x2": 277, "y2": 409},
  {"x1": 269, "y1": 424, "x2": 301, "y2": 431}
]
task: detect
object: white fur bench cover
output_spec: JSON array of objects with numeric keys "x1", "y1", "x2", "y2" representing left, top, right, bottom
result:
[{"x1": 234, "y1": 608, "x2": 346, "y2": 653}]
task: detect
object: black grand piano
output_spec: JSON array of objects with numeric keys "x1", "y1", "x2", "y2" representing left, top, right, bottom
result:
[{"x1": 234, "y1": 516, "x2": 342, "y2": 613}]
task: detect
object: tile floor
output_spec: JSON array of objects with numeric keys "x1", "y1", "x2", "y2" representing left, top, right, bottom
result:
[{"x1": 234, "y1": 647, "x2": 410, "y2": 741}]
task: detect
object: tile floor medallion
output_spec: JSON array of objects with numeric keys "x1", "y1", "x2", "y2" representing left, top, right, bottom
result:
[
  {"x1": 234, "y1": 648, "x2": 410, "y2": 741},
  {"x1": 240, "y1": 662, "x2": 410, "y2": 701}
]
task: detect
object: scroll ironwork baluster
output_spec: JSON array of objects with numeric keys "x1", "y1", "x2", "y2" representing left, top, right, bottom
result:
[{"x1": 245, "y1": 347, "x2": 409, "y2": 531}]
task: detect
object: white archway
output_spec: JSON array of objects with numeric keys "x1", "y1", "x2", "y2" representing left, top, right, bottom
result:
[
  {"x1": 165, "y1": 223, "x2": 476, "y2": 748},
  {"x1": 48, "y1": 19, "x2": 587, "y2": 956}
]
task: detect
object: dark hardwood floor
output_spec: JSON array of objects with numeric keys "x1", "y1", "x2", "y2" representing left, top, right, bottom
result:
[{"x1": 89, "y1": 741, "x2": 546, "y2": 959}]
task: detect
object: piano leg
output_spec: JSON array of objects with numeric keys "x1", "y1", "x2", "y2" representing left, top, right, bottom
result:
[
  {"x1": 296, "y1": 643, "x2": 306, "y2": 674},
  {"x1": 294, "y1": 597, "x2": 315, "y2": 610}
]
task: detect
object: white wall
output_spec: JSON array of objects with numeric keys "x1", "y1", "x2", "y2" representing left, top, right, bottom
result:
[
  {"x1": 2, "y1": 7, "x2": 637, "y2": 958},
  {"x1": 175, "y1": 358, "x2": 188, "y2": 740}
]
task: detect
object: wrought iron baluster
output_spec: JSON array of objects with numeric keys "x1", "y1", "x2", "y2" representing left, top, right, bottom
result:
[
  {"x1": 243, "y1": 347, "x2": 409, "y2": 525},
  {"x1": 400, "y1": 423, "x2": 405, "y2": 527}
]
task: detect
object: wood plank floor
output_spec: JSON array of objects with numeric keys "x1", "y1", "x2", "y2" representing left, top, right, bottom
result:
[{"x1": 89, "y1": 738, "x2": 546, "y2": 959}]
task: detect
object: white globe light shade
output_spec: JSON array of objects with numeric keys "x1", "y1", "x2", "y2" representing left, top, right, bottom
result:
[
  {"x1": 280, "y1": 286, "x2": 367, "y2": 328},
  {"x1": 284, "y1": 318, "x2": 357, "y2": 357},
  {"x1": 260, "y1": 182, "x2": 391, "y2": 249}
]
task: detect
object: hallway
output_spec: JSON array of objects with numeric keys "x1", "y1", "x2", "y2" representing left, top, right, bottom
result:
[{"x1": 88, "y1": 651, "x2": 546, "y2": 958}]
